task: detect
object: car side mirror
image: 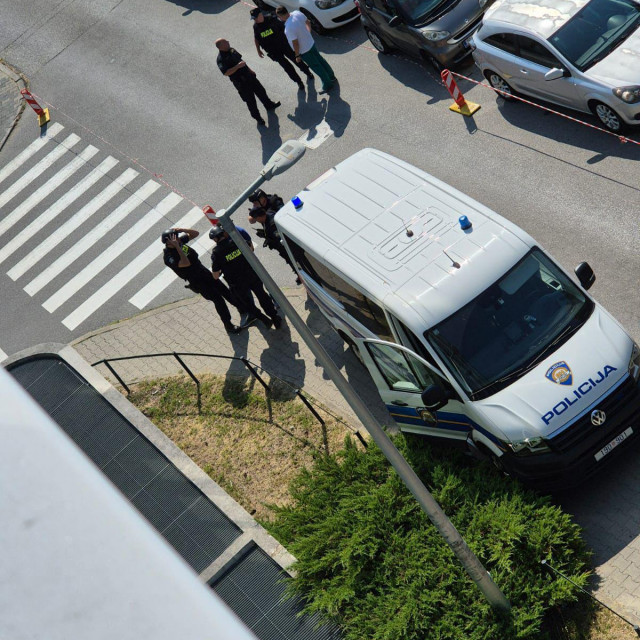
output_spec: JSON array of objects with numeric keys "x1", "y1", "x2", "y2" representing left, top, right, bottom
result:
[
  {"x1": 421, "y1": 385, "x2": 448, "y2": 411},
  {"x1": 544, "y1": 67, "x2": 568, "y2": 81},
  {"x1": 575, "y1": 262, "x2": 595, "y2": 290},
  {"x1": 388, "y1": 15, "x2": 402, "y2": 27}
]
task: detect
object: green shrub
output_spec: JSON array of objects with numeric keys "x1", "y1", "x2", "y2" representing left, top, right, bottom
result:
[{"x1": 268, "y1": 435, "x2": 591, "y2": 640}]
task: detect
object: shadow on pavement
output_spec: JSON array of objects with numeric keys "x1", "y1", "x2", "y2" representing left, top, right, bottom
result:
[
  {"x1": 377, "y1": 53, "x2": 450, "y2": 104},
  {"x1": 260, "y1": 110, "x2": 282, "y2": 165},
  {"x1": 315, "y1": 21, "x2": 369, "y2": 55},
  {"x1": 164, "y1": 0, "x2": 238, "y2": 15},
  {"x1": 259, "y1": 321, "x2": 306, "y2": 395}
]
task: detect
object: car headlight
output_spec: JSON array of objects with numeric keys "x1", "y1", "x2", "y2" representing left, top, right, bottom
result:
[
  {"x1": 629, "y1": 342, "x2": 640, "y2": 380},
  {"x1": 423, "y1": 30, "x2": 450, "y2": 41},
  {"x1": 315, "y1": 0, "x2": 345, "y2": 8},
  {"x1": 508, "y1": 436, "x2": 551, "y2": 456},
  {"x1": 613, "y1": 86, "x2": 640, "y2": 104}
]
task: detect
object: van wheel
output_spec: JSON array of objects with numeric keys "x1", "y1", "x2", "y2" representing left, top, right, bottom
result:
[
  {"x1": 365, "y1": 28, "x2": 390, "y2": 54},
  {"x1": 300, "y1": 9, "x2": 327, "y2": 34},
  {"x1": 339, "y1": 331, "x2": 364, "y2": 365},
  {"x1": 590, "y1": 101, "x2": 625, "y2": 133},
  {"x1": 485, "y1": 70, "x2": 515, "y2": 100}
]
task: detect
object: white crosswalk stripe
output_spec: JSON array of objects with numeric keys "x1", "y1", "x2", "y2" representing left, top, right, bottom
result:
[
  {"x1": 0, "y1": 123, "x2": 64, "y2": 187},
  {"x1": 1, "y1": 128, "x2": 214, "y2": 333}
]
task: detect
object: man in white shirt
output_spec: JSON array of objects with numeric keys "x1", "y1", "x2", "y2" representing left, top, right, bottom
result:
[{"x1": 275, "y1": 6, "x2": 337, "y2": 92}]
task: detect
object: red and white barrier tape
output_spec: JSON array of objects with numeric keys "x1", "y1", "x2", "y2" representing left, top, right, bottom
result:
[{"x1": 448, "y1": 70, "x2": 639, "y2": 146}]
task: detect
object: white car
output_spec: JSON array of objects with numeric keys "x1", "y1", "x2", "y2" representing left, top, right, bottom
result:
[
  {"x1": 254, "y1": 0, "x2": 360, "y2": 31},
  {"x1": 471, "y1": 0, "x2": 640, "y2": 132}
]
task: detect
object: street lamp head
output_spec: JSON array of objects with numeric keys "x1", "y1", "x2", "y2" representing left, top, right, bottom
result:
[{"x1": 262, "y1": 140, "x2": 306, "y2": 179}]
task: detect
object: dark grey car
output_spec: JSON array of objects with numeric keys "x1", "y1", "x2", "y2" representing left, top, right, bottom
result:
[{"x1": 356, "y1": 0, "x2": 491, "y2": 70}]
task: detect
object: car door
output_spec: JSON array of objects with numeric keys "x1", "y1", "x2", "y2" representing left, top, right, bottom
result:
[{"x1": 359, "y1": 338, "x2": 473, "y2": 439}]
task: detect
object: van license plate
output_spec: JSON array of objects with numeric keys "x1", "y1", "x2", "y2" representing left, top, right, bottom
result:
[{"x1": 594, "y1": 427, "x2": 633, "y2": 462}]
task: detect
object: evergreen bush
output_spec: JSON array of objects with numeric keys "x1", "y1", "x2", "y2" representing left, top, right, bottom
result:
[{"x1": 268, "y1": 435, "x2": 591, "y2": 640}]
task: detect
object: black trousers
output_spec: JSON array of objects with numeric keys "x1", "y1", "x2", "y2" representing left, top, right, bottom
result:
[
  {"x1": 190, "y1": 275, "x2": 237, "y2": 326},
  {"x1": 268, "y1": 47, "x2": 312, "y2": 84},
  {"x1": 236, "y1": 75, "x2": 275, "y2": 121},
  {"x1": 270, "y1": 240, "x2": 297, "y2": 275},
  {"x1": 230, "y1": 276, "x2": 278, "y2": 325}
]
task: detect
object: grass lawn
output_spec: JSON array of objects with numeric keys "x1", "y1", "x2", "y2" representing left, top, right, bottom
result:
[{"x1": 127, "y1": 373, "x2": 639, "y2": 640}]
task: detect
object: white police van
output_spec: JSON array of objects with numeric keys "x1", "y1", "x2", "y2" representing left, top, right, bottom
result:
[{"x1": 276, "y1": 149, "x2": 640, "y2": 488}]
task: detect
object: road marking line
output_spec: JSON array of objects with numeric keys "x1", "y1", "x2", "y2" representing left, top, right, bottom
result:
[
  {"x1": 0, "y1": 347, "x2": 7, "y2": 363},
  {"x1": 298, "y1": 120, "x2": 333, "y2": 149},
  {"x1": 0, "y1": 141, "x2": 96, "y2": 240},
  {"x1": 0, "y1": 123, "x2": 64, "y2": 187},
  {"x1": 8, "y1": 166, "x2": 138, "y2": 281},
  {"x1": 63, "y1": 206, "x2": 203, "y2": 330},
  {"x1": 0, "y1": 133, "x2": 80, "y2": 213},
  {"x1": 0, "y1": 155, "x2": 119, "y2": 267},
  {"x1": 24, "y1": 180, "x2": 160, "y2": 296},
  {"x1": 129, "y1": 234, "x2": 214, "y2": 309},
  {"x1": 43, "y1": 193, "x2": 183, "y2": 314}
]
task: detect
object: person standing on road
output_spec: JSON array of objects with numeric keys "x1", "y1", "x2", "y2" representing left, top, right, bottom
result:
[
  {"x1": 215, "y1": 38, "x2": 281, "y2": 126},
  {"x1": 251, "y1": 7, "x2": 314, "y2": 92},
  {"x1": 275, "y1": 6, "x2": 336, "y2": 93},
  {"x1": 209, "y1": 225, "x2": 282, "y2": 329},
  {"x1": 161, "y1": 228, "x2": 242, "y2": 334}
]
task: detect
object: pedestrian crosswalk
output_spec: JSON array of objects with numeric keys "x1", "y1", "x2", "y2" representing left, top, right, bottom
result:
[{"x1": 0, "y1": 124, "x2": 217, "y2": 332}]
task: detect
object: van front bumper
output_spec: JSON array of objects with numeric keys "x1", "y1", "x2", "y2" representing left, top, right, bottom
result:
[{"x1": 500, "y1": 375, "x2": 640, "y2": 491}]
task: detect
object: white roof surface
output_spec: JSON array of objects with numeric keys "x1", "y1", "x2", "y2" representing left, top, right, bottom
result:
[
  {"x1": 276, "y1": 149, "x2": 532, "y2": 329},
  {"x1": 483, "y1": 0, "x2": 591, "y2": 39}
]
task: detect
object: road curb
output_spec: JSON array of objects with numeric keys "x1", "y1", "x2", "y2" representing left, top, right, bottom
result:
[{"x1": 0, "y1": 59, "x2": 27, "y2": 152}]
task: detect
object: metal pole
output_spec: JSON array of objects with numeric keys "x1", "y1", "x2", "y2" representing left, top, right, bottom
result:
[{"x1": 215, "y1": 163, "x2": 510, "y2": 613}]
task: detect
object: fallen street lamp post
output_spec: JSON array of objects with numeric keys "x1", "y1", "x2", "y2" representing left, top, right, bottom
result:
[{"x1": 215, "y1": 141, "x2": 511, "y2": 613}]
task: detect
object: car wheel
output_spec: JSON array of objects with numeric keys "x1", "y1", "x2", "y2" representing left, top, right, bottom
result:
[
  {"x1": 365, "y1": 27, "x2": 390, "y2": 53},
  {"x1": 591, "y1": 101, "x2": 625, "y2": 133},
  {"x1": 300, "y1": 9, "x2": 327, "y2": 34},
  {"x1": 485, "y1": 70, "x2": 515, "y2": 100}
]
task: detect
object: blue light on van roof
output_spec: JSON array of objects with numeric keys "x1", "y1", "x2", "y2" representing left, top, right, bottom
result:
[
  {"x1": 459, "y1": 215, "x2": 472, "y2": 230},
  {"x1": 292, "y1": 196, "x2": 303, "y2": 209}
]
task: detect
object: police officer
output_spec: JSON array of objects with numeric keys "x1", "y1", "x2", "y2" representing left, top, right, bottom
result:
[
  {"x1": 251, "y1": 206, "x2": 301, "y2": 285},
  {"x1": 216, "y1": 38, "x2": 281, "y2": 126},
  {"x1": 161, "y1": 228, "x2": 242, "y2": 334},
  {"x1": 251, "y1": 7, "x2": 313, "y2": 91},
  {"x1": 209, "y1": 225, "x2": 282, "y2": 329},
  {"x1": 247, "y1": 188, "x2": 284, "y2": 223}
]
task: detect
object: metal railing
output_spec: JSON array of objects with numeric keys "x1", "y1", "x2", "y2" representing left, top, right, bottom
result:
[{"x1": 92, "y1": 352, "x2": 367, "y2": 449}]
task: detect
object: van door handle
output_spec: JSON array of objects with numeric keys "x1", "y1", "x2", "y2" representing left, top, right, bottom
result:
[
  {"x1": 391, "y1": 400, "x2": 409, "y2": 406},
  {"x1": 519, "y1": 69, "x2": 529, "y2": 74}
]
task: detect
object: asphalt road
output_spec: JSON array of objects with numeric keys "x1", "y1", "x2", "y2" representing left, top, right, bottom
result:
[{"x1": 0, "y1": 0, "x2": 638, "y2": 350}]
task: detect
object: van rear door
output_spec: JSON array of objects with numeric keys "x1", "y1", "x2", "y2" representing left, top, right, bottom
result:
[{"x1": 360, "y1": 339, "x2": 472, "y2": 440}]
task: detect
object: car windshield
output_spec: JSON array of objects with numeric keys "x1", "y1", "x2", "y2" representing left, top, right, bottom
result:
[
  {"x1": 425, "y1": 248, "x2": 594, "y2": 400},
  {"x1": 394, "y1": 0, "x2": 456, "y2": 24},
  {"x1": 548, "y1": 0, "x2": 640, "y2": 71}
]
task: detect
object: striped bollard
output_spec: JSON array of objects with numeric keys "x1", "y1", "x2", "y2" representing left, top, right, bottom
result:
[
  {"x1": 440, "y1": 69, "x2": 480, "y2": 117},
  {"x1": 203, "y1": 205, "x2": 218, "y2": 226},
  {"x1": 20, "y1": 89, "x2": 50, "y2": 126}
]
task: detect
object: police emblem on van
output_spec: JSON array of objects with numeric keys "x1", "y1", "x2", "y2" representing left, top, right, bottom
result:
[{"x1": 545, "y1": 361, "x2": 572, "y2": 385}]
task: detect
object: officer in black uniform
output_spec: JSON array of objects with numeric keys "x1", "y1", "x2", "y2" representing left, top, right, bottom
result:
[
  {"x1": 209, "y1": 225, "x2": 282, "y2": 329},
  {"x1": 251, "y1": 206, "x2": 300, "y2": 284},
  {"x1": 161, "y1": 228, "x2": 242, "y2": 334},
  {"x1": 247, "y1": 188, "x2": 284, "y2": 223},
  {"x1": 215, "y1": 38, "x2": 281, "y2": 126},
  {"x1": 251, "y1": 7, "x2": 314, "y2": 91}
]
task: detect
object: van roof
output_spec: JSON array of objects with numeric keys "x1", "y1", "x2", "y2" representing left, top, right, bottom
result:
[
  {"x1": 275, "y1": 149, "x2": 532, "y2": 329},
  {"x1": 483, "y1": 0, "x2": 590, "y2": 40}
]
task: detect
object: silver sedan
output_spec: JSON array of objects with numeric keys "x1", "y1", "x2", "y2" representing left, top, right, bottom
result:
[{"x1": 470, "y1": 0, "x2": 640, "y2": 133}]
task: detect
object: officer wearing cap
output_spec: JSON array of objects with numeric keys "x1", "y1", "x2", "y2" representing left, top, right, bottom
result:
[
  {"x1": 247, "y1": 189, "x2": 284, "y2": 223},
  {"x1": 209, "y1": 225, "x2": 282, "y2": 329},
  {"x1": 251, "y1": 206, "x2": 300, "y2": 284},
  {"x1": 251, "y1": 7, "x2": 314, "y2": 92},
  {"x1": 161, "y1": 228, "x2": 242, "y2": 334}
]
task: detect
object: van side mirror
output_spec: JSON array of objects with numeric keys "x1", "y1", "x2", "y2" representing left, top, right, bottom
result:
[
  {"x1": 575, "y1": 262, "x2": 595, "y2": 290},
  {"x1": 421, "y1": 385, "x2": 448, "y2": 411},
  {"x1": 388, "y1": 15, "x2": 402, "y2": 27},
  {"x1": 544, "y1": 68, "x2": 568, "y2": 81}
]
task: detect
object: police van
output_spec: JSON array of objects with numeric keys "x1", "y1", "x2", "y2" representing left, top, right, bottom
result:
[{"x1": 275, "y1": 149, "x2": 640, "y2": 487}]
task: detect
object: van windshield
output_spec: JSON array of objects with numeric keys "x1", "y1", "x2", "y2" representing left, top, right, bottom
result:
[{"x1": 425, "y1": 249, "x2": 594, "y2": 400}]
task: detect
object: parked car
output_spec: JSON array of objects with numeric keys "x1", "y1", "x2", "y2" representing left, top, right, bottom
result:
[
  {"x1": 471, "y1": 0, "x2": 640, "y2": 132},
  {"x1": 355, "y1": 0, "x2": 492, "y2": 70},
  {"x1": 253, "y1": 0, "x2": 360, "y2": 32}
]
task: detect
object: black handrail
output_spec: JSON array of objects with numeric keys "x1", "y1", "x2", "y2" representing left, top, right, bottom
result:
[{"x1": 91, "y1": 352, "x2": 367, "y2": 448}]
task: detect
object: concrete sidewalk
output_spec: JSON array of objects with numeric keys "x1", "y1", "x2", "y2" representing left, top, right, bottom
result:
[
  {"x1": 0, "y1": 60, "x2": 25, "y2": 151},
  {"x1": 72, "y1": 287, "x2": 396, "y2": 433}
]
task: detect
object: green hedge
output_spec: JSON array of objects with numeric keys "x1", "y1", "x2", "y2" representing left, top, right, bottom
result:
[{"x1": 268, "y1": 435, "x2": 591, "y2": 640}]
